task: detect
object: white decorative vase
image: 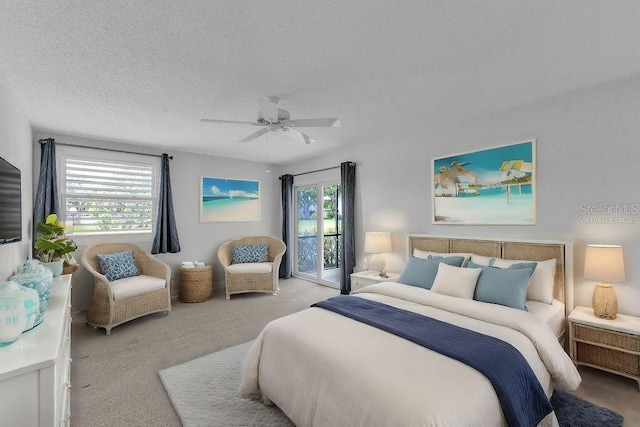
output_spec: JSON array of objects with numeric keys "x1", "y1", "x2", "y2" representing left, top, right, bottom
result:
[
  {"x1": 11, "y1": 260, "x2": 54, "y2": 328},
  {"x1": 0, "y1": 281, "x2": 40, "y2": 347},
  {"x1": 42, "y1": 260, "x2": 64, "y2": 278}
]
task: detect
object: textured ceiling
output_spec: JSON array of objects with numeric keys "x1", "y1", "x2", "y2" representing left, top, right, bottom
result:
[{"x1": 1, "y1": 1, "x2": 639, "y2": 164}]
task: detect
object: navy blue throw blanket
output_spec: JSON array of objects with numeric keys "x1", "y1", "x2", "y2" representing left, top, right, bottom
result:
[{"x1": 312, "y1": 295, "x2": 553, "y2": 427}]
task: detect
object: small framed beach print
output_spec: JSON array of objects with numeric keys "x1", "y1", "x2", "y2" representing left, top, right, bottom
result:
[
  {"x1": 200, "y1": 177, "x2": 260, "y2": 222},
  {"x1": 432, "y1": 139, "x2": 536, "y2": 225}
]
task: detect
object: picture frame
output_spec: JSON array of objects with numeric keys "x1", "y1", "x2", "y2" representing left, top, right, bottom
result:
[
  {"x1": 432, "y1": 139, "x2": 536, "y2": 225},
  {"x1": 200, "y1": 177, "x2": 260, "y2": 222}
]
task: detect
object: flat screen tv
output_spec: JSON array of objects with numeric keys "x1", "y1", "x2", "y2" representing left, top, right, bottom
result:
[{"x1": 0, "y1": 156, "x2": 22, "y2": 244}]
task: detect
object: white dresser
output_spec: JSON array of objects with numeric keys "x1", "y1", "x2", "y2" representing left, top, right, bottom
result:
[{"x1": 0, "y1": 274, "x2": 72, "y2": 426}]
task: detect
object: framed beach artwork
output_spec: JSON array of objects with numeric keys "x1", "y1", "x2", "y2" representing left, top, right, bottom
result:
[
  {"x1": 200, "y1": 177, "x2": 260, "y2": 222},
  {"x1": 432, "y1": 139, "x2": 536, "y2": 225}
]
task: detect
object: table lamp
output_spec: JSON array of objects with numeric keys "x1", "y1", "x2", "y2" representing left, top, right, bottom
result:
[
  {"x1": 584, "y1": 244, "x2": 625, "y2": 319},
  {"x1": 364, "y1": 232, "x2": 392, "y2": 278}
]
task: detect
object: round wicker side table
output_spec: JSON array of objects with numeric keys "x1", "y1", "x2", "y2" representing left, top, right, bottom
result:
[{"x1": 179, "y1": 265, "x2": 213, "y2": 303}]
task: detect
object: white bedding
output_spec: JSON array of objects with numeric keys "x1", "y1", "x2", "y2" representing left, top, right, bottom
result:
[
  {"x1": 241, "y1": 282, "x2": 581, "y2": 427},
  {"x1": 527, "y1": 299, "x2": 566, "y2": 339}
]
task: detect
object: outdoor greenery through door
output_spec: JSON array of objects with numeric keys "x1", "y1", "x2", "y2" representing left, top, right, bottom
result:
[{"x1": 295, "y1": 183, "x2": 342, "y2": 287}]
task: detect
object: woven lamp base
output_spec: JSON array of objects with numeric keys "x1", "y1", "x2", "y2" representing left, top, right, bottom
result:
[{"x1": 592, "y1": 283, "x2": 618, "y2": 319}]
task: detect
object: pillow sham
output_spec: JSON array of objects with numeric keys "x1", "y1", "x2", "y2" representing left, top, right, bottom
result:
[
  {"x1": 413, "y1": 249, "x2": 472, "y2": 266},
  {"x1": 232, "y1": 243, "x2": 269, "y2": 264},
  {"x1": 430, "y1": 263, "x2": 481, "y2": 300},
  {"x1": 468, "y1": 262, "x2": 533, "y2": 311},
  {"x1": 397, "y1": 256, "x2": 465, "y2": 290},
  {"x1": 469, "y1": 254, "x2": 494, "y2": 266},
  {"x1": 491, "y1": 258, "x2": 556, "y2": 304},
  {"x1": 96, "y1": 250, "x2": 140, "y2": 282}
]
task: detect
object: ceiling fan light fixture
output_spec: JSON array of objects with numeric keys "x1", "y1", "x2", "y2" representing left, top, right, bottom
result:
[{"x1": 201, "y1": 97, "x2": 340, "y2": 144}]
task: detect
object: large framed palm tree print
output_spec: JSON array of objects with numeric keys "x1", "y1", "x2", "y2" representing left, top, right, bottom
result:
[{"x1": 432, "y1": 139, "x2": 536, "y2": 225}]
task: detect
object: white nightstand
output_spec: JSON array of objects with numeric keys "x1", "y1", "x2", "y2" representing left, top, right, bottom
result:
[
  {"x1": 350, "y1": 271, "x2": 399, "y2": 293},
  {"x1": 568, "y1": 306, "x2": 640, "y2": 390}
]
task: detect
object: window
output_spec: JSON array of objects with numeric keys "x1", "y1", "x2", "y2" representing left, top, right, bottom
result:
[{"x1": 58, "y1": 146, "x2": 158, "y2": 235}]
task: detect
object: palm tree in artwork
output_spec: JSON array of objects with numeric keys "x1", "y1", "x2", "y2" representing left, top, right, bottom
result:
[{"x1": 434, "y1": 161, "x2": 478, "y2": 196}]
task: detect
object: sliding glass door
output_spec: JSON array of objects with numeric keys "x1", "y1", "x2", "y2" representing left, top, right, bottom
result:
[{"x1": 295, "y1": 182, "x2": 342, "y2": 288}]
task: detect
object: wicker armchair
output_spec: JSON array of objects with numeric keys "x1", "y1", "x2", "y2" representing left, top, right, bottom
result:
[
  {"x1": 217, "y1": 236, "x2": 286, "y2": 300},
  {"x1": 81, "y1": 243, "x2": 171, "y2": 335}
]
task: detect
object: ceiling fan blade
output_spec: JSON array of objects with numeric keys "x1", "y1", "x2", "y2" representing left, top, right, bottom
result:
[
  {"x1": 200, "y1": 119, "x2": 262, "y2": 126},
  {"x1": 239, "y1": 127, "x2": 269, "y2": 143},
  {"x1": 281, "y1": 118, "x2": 341, "y2": 128},
  {"x1": 287, "y1": 128, "x2": 316, "y2": 144},
  {"x1": 257, "y1": 98, "x2": 279, "y2": 123}
]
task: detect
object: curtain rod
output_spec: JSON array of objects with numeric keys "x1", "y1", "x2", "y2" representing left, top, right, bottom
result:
[
  {"x1": 280, "y1": 165, "x2": 340, "y2": 179},
  {"x1": 43, "y1": 140, "x2": 173, "y2": 160}
]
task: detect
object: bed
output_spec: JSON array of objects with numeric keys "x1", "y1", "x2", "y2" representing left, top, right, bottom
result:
[{"x1": 241, "y1": 235, "x2": 581, "y2": 426}]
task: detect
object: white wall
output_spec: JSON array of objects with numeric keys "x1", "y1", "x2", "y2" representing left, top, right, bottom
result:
[
  {"x1": 0, "y1": 73, "x2": 32, "y2": 281},
  {"x1": 284, "y1": 73, "x2": 640, "y2": 316},
  {"x1": 32, "y1": 131, "x2": 282, "y2": 311}
]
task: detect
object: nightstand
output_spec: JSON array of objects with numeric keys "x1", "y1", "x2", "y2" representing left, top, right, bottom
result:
[
  {"x1": 350, "y1": 271, "x2": 399, "y2": 293},
  {"x1": 568, "y1": 306, "x2": 640, "y2": 390}
]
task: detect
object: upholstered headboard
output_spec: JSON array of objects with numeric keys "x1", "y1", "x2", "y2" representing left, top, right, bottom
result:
[{"x1": 406, "y1": 234, "x2": 574, "y2": 313}]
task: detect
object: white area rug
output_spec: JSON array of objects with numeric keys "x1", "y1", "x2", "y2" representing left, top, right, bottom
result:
[
  {"x1": 160, "y1": 340, "x2": 619, "y2": 427},
  {"x1": 159, "y1": 340, "x2": 293, "y2": 427}
]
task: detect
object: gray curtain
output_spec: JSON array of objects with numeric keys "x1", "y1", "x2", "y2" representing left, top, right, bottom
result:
[
  {"x1": 340, "y1": 161, "x2": 356, "y2": 294},
  {"x1": 279, "y1": 174, "x2": 294, "y2": 278},
  {"x1": 152, "y1": 153, "x2": 181, "y2": 254},
  {"x1": 34, "y1": 138, "x2": 60, "y2": 227}
]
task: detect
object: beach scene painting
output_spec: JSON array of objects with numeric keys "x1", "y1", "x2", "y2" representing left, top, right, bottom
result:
[
  {"x1": 432, "y1": 139, "x2": 536, "y2": 225},
  {"x1": 200, "y1": 177, "x2": 260, "y2": 222}
]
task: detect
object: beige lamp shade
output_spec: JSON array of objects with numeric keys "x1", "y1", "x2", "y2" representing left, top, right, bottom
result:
[
  {"x1": 585, "y1": 244, "x2": 625, "y2": 320},
  {"x1": 584, "y1": 244, "x2": 625, "y2": 282},
  {"x1": 364, "y1": 232, "x2": 392, "y2": 254},
  {"x1": 364, "y1": 232, "x2": 392, "y2": 275}
]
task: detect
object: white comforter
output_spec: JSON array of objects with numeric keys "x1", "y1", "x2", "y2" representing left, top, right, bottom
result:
[{"x1": 241, "y1": 282, "x2": 581, "y2": 427}]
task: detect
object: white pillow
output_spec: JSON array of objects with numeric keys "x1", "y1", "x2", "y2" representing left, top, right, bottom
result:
[
  {"x1": 469, "y1": 254, "x2": 494, "y2": 266},
  {"x1": 430, "y1": 263, "x2": 481, "y2": 300},
  {"x1": 491, "y1": 258, "x2": 556, "y2": 304},
  {"x1": 413, "y1": 249, "x2": 473, "y2": 266}
]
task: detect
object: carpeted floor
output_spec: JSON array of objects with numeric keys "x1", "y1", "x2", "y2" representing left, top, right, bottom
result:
[
  {"x1": 160, "y1": 340, "x2": 624, "y2": 427},
  {"x1": 70, "y1": 277, "x2": 337, "y2": 427}
]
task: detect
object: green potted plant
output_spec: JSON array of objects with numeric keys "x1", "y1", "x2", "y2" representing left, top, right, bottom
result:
[{"x1": 34, "y1": 214, "x2": 78, "y2": 276}]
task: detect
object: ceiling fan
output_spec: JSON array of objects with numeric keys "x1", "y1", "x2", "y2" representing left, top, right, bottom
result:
[{"x1": 201, "y1": 97, "x2": 340, "y2": 144}]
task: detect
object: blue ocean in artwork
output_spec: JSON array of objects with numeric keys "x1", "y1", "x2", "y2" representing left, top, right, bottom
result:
[
  {"x1": 433, "y1": 141, "x2": 535, "y2": 223},
  {"x1": 201, "y1": 177, "x2": 260, "y2": 222}
]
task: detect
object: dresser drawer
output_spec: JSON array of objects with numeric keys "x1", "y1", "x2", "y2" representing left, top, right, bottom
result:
[
  {"x1": 574, "y1": 323, "x2": 640, "y2": 352},
  {"x1": 577, "y1": 342, "x2": 640, "y2": 377},
  {"x1": 351, "y1": 276, "x2": 377, "y2": 290}
]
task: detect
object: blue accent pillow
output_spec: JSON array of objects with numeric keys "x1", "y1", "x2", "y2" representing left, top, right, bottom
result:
[
  {"x1": 467, "y1": 261, "x2": 533, "y2": 311},
  {"x1": 489, "y1": 259, "x2": 538, "y2": 272},
  {"x1": 398, "y1": 256, "x2": 465, "y2": 290},
  {"x1": 96, "y1": 250, "x2": 140, "y2": 282},
  {"x1": 232, "y1": 243, "x2": 269, "y2": 264}
]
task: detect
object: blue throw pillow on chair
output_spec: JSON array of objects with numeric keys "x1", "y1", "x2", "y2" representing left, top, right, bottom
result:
[
  {"x1": 232, "y1": 243, "x2": 269, "y2": 264},
  {"x1": 96, "y1": 250, "x2": 140, "y2": 282}
]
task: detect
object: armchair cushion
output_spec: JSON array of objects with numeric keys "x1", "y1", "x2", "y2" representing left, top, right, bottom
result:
[
  {"x1": 232, "y1": 243, "x2": 269, "y2": 264},
  {"x1": 227, "y1": 262, "x2": 273, "y2": 274},
  {"x1": 96, "y1": 250, "x2": 140, "y2": 281},
  {"x1": 110, "y1": 275, "x2": 167, "y2": 302}
]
